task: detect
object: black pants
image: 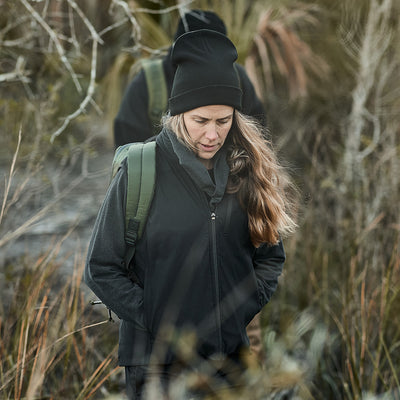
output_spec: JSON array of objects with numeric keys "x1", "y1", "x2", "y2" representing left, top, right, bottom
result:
[
  {"x1": 125, "y1": 365, "x2": 146, "y2": 400},
  {"x1": 125, "y1": 356, "x2": 246, "y2": 400}
]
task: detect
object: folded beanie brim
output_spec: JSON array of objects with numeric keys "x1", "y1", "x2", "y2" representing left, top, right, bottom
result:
[{"x1": 169, "y1": 86, "x2": 242, "y2": 115}]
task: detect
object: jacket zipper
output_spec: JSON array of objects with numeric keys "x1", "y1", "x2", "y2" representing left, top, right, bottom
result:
[{"x1": 210, "y1": 207, "x2": 223, "y2": 353}]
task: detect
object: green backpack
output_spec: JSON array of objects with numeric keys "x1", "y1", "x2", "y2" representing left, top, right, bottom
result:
[
  {"x1": 90, "y1": 142, "x2": 156, "y2": 319},
  {"x1": 111, "y1": 141, "x2": 157, "y2": 269},
  {"x1": 141, "y1": 58, "x2": 168, "y2": 136},
  {"x1": 110, "y1": 59, "x2": 166, "y2": 269}
]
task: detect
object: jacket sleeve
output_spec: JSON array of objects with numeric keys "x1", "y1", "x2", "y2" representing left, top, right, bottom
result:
[
  {"x1": 113, "y1": 70, "x2": 154, "y2": 148},
  {"x1": 253, "y1": 240, "x2": 285, "y2": 307},
  {"x1": 84, "y1": 162, "x2": 146, "y2": 330}
]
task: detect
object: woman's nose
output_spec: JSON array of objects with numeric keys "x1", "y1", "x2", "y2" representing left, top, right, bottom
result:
[{"x1": 205, "y1": 124, "x2": 218, "y2": 140}]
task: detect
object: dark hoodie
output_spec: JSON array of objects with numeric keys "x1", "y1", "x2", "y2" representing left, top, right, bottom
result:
[{"x1": 85, "y1": 128, "x2": 285, "y2": 366}]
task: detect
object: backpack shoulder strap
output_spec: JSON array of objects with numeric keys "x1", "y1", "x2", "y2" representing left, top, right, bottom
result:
[
  {"x1": 141, "y1": 59, "x2": 168, "y2": 135},
  {"x1": 124, "y1": 141, "x2": 156, "y2": 269}
]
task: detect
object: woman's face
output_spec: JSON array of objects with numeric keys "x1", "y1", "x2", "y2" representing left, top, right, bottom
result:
[{"x1": 183, "y1": 105, "x2": 234, "y2": 168}]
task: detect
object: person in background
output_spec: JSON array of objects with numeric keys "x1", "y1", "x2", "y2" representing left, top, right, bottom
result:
[
  {"x1": 113, "y1": 9, "x2": 266, "y2": 147},
  {"x1": 114, "y1": 8, "x2": 266, "y2": 361},
  {"x1": 86, "y1": 29, "x2": 296, "y2": 399}
]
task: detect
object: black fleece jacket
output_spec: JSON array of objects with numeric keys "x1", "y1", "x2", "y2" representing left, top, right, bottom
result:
[
  {"x1": 113, "y1": 50, "x2": 266, "y2": 147},
  {"x1": 85, "y1": 128, "x2": 285, "y2": 366}
]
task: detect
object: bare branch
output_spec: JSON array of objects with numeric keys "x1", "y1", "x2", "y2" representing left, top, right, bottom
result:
[
  {"x1": 49, "y1": 0, "x2": 105, "y2": 142},
  {"x1": 97, "y1": 16, "x2": 129, "y2": 38},
  {"x1": 19, "y1": 0, "x2": 82, "y2": 93},
  {"x1": 67, "y1": 2, "x2": 80, "y2": 55},
  {"x1": 133, "y1": 0, "x2": 193, "y2": 15},
  {"x1": 0, "y1": 128, "x2": 22, "y2": 226},
  {"x1": 110, "y1": 0, "x2": 142, "y2": 44},
  {"x1": 66, "y1": 0, "x2": 104, "y2": 44},
  {"x1": 50, "y1": 39, "x2": 99, "y2": 143},
  {"x1": 0, "y1": 56, "x2": 30, "y2": 83},
  {"x1": 343, "y1": 0, "x2": 394, "y2": 182}
]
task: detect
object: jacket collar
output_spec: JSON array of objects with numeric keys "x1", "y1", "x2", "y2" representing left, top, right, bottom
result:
[{"x1": 156, "y1": 128, "x2": 229, "y2": 206}]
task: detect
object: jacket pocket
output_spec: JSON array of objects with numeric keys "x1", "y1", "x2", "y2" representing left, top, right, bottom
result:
[{"x1": 118, "y1": 320, "x2": 152, "y2": 366}]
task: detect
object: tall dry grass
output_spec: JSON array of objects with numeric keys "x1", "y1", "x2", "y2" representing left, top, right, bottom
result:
[
  {"x1": 1, "y1": 0, "x2": 400, "y2": 399},
  {"x1": 0, "y1": 230, "x2": 121, "y2": 399},
  {"x1": 263, "y1": 0, "x2": 400, "y2": 398}
]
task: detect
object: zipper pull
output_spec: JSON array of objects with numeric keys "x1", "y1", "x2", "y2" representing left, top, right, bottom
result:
[{"x1": 211, "y1": 212, "x2": 216, "y2": 220}]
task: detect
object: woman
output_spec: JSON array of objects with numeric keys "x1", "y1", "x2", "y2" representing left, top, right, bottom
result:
[{"x1": 85, "y1": 29, "x2": 297, "y2": 399}]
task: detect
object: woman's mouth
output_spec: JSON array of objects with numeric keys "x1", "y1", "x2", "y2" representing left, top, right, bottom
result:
[{"x1": 199, "y1": 143, "x2": 218, "y2": 152}]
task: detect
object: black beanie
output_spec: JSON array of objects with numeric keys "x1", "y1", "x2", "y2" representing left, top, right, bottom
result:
[
  {"x1": 174, "y1": 10, "x2": 227, "y2": 40},
  {"x1": 169, "y1": 29, "x2": 242, "y2": 115}
]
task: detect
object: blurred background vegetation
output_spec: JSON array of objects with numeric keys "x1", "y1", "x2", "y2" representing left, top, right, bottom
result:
[{"x1": 0, "y1": 0, "x2": 399, "y2": 399}]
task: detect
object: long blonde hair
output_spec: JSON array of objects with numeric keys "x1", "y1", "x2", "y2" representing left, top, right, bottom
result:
[{"x1": 163, "y1": 111, "x2": 297, "y2": 247}]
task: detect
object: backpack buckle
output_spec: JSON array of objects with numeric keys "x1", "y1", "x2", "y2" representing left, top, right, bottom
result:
[{"x1": 125, "y1": 219, "x2": 139, "y2": 246}]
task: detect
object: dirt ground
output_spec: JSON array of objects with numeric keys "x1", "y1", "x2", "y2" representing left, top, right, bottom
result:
[{"x1": 0, "y1": 123, "x2": 115, "y2": 301}]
